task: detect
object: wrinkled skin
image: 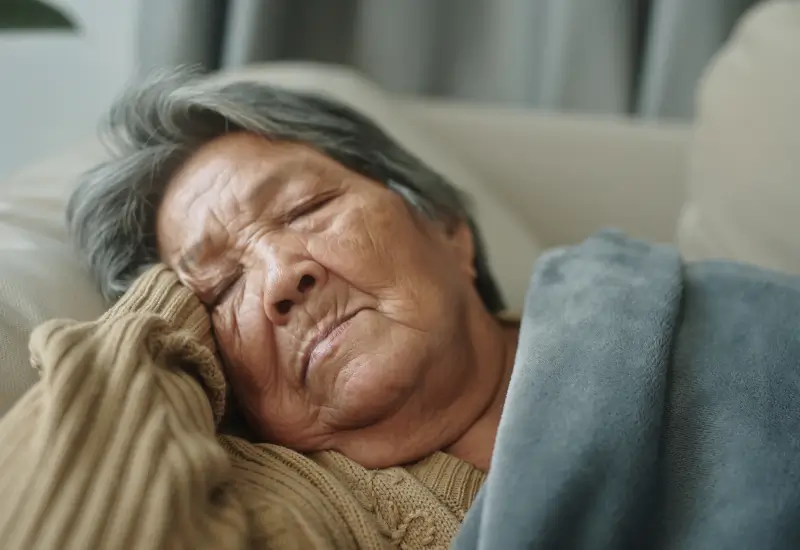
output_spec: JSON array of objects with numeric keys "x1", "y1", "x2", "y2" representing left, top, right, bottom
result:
[{"x1": 157, "y1": 133, "x2": 516, "y2": 469}]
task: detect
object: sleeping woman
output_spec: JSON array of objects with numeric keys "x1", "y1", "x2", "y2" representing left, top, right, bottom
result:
[{"x1": 1, "y1": 69, "x2": 798, "y2": 550}]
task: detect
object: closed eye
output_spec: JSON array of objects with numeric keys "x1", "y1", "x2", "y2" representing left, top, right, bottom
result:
[{"x1": 285, "y1": 193, "x2": 338, "y2": 223}]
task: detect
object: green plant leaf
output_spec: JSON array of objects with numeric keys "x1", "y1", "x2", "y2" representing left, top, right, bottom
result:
[{"x1": 0, "y1": 0, "x2": 77, "y2": 31}]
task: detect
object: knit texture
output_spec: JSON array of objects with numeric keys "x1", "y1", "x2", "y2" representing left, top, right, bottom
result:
[{"x1": 0, "y1": 264, "x2": 484, "y2": 550}]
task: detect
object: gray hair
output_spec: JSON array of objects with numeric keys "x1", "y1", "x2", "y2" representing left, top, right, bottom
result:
[{"x1": 67, "y1": 68, "x2": 504, "y2": 312}]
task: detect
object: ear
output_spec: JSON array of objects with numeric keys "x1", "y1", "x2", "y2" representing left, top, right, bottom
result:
[{"x1": 446, "y1": 220, "x2": 477, "y2": 279}]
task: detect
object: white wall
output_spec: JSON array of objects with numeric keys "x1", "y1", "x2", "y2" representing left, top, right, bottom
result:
[{"x1": 0, "y1": 0, "x2": 138, "y2": 177}]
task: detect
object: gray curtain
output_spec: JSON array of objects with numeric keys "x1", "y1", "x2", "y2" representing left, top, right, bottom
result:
[{"x1": 136, "y1": 0, "x2": 760, "y2": 120}]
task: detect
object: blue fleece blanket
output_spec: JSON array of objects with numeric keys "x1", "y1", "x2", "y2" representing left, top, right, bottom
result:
[{"x1": 454, "y1": 230, "x2": 800, "y2": 550}]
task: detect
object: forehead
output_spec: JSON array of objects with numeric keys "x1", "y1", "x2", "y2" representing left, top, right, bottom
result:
[
  {"x1": 156, "y1": 133, "x2": 330, "y2": 256},
  {"x1": 164, "y1": 132, "x2": 322, "y2": 207}
]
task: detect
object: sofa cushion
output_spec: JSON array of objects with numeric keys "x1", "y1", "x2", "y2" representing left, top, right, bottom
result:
[{"x1": 678, "y1": 1, "x2": 800, "y2": 273}]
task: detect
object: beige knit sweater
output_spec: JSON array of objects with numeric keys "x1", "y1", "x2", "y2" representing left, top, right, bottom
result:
[{"x1": 0, "y1": 265, "x2": 484, "y2": 550}]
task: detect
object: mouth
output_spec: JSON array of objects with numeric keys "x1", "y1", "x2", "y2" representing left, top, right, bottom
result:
[{"x1": 301, "y1": 309, "x2": 363, "y2": 382}]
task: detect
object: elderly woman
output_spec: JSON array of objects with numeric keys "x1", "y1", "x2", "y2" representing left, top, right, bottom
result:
[{"x1": 1, "y1": 69, "x2": 799, "y2": 550}]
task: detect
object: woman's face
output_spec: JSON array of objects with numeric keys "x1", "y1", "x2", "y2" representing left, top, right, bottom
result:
[{"x1": 157, "y1": 132, "x2": 486, "y2": 466}]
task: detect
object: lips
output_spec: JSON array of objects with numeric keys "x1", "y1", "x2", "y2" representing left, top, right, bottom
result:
[{"x1": 301, "y1": 309, "x2": 362, "y2": 382}]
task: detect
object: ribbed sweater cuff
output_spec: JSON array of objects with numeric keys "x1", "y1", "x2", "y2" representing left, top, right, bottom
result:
[
  {"x1": 101, "y1": 265, "x2": 215, "y2": 348},
  {"x1": 39, "y1": 264, "x2": 227, "y2": 424}
]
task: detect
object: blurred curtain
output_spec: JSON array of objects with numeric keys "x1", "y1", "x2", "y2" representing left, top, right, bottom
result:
[{"x1": 136, "y1": 0, "x2": 760, "y2": 119}]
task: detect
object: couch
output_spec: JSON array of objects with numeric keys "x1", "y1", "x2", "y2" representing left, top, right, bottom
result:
[{"x1": 0, "y1": 0, "x2": 798, "y2": 416}]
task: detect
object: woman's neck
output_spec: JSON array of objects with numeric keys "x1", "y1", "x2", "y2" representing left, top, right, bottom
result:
[{"x1": 445, "y1": 318, "x2": 518, "y2": 471}]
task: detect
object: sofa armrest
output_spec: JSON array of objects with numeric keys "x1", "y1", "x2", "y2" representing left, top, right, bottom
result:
[{"x1": 402, "y1": 100, "x2": 691, "y2": 246}]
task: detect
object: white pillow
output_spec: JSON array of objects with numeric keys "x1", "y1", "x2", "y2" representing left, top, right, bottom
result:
[
  {"x1": 0, "y1": 63, "x2": 542, "y2": 414},
  {"x1": 678, "y1": 1, "x2": 800, "y2": 273}
]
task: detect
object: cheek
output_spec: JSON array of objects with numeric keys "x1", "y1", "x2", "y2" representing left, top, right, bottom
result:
[
  {"x1": 212, "y1": 287, "x2": 277, "y2": 397},
  {"x1": 310, "y1": 195, "x2": 433, "y2": 289},
  {"x1": 213, "y1": 288, "x2": 322, "y2": 443}
]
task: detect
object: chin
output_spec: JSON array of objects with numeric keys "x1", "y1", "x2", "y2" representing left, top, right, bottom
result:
[{"x1": 332, "y1": 368, "x2": 416, "y2": 428}]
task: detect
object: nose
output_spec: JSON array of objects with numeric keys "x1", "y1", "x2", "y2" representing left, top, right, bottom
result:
[{"x1": 260, "y1": 244, "x2": 327, "y2": 325}]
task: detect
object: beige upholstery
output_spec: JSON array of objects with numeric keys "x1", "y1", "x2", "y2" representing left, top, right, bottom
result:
[
  {"x1": 678, "y1": 0, "x2": 800, "y2": 274},
  {"x1": 0, "y1": 141, "x2": 110, "y2": 413},
  {"x1": 404, "y1": 102, "x2": 690, "y2": 247}
]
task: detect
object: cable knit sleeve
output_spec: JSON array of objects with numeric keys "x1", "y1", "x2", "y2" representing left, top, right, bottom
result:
[{"x1": 0, "y1": 265, "x2": 248, "y2": 550}]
